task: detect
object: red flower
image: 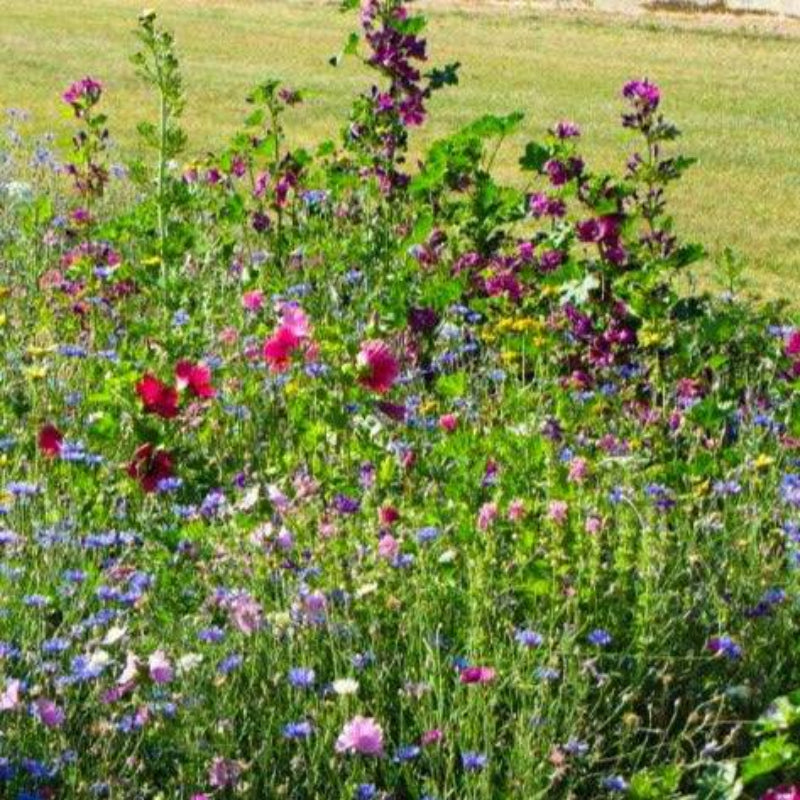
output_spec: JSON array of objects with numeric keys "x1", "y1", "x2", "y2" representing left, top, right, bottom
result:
[
  {"x1": 175, "y1": 361, "x2": 215, "y2": 399},
  {"x1": 136, "y1": 373, "x2": 179, "y2": 419},
  {"x1": 357, "y1": 340, "x2": 399, "y2": 394},
  {"x1": 127, "y1": 444, "x2": 174, "y2": 493},
  {"x1": 263, "y1": 326, "x2": 301, "y2": 373},
  {"x1": 38, "y1": 424, "x2": 63, "y2": 457},
  {"x1": 786, "y1": 330, "x2": 800, "y2": 358},
  {"x1": 459, "y1": 666, "x2": 496, "y2": 685}
]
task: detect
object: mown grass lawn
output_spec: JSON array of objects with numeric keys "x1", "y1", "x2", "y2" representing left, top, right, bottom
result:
[{"x1": 2, "y1": 0, "x2": 799, "y2": 298}]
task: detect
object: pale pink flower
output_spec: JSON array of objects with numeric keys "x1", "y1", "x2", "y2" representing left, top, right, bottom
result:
[
  {"x1": 377, "y1": 534, "x2": 399, "y2": 560},
  {"x1": 0, "y1": 679, "x2": 22, "y2": 711},
  {"x1": 335, "y1": 715, "x2": 385, "y2": 756},
  {"x1": 507, "y1": 499, "x2": 526, "y2": 521},
  {"x1": 547, "y1": 500, "x2": 569, "y2": 525},
  {"x1": 208, "y1": 757, "x2": 242, "y2": 789},
  {"x1": 568, "y1": 457, "x2": 589, "y2": 484},
  {"x1": 229, "y1": 593, "x2": 263, "y2": 635},
  {"x1": 585, "y1": 516, "x2": 603, "y2": 535},
  {"x1": 477, "y1": 501, "x2": 498, "y2": 531}
]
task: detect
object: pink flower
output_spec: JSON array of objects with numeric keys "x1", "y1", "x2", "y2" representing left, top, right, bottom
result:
[
  {"x1": 507, "y1": 499, "x2": 526, "y2": 521},
  {"x1": 264, "y1": 326, "x2": 301, "y2": 372},
  {"x1": 175, "y1": 360, "x2": 215, "y2": 399},
  {"x1": 228, "y1": 593, "x2": 263, "y2": 635},
  {"x1": 477, "y1": 502, "x2": 498, "y2": 531},
  {"x1": 568, "y1": 457, "x2": 589, "y2": 484},
  {"x1": 0, "y1": 679, "x2": 22, "y2": 711},
  {"x1": 357, "y1": 340, "x2": 399, "y2": 394},
  {"x1": 439, "y1": 413, "x2": 458, "y2": 432},
  {"x1": 148, "y1": 650, "x2": 174, "y2": 684},
  {"x1": 335, "y1": 716, "x2": 385, "y2": 756},
  {"x1": 585, "y1": 516, "x2": 603, "y2": 535},
  {"x1": 420, "y1": 728, "x2": 444, "y2": 746},
  {"x1": 34, "y1": 697, "x2": 65, "y2": 728},
  {"x1": 761, "y1": 787, "x2": 800, "y2": 800},
  {"x1": 379, "y1": 505, "x2": 400, "y2": 526},
  {"x1": 378, "y1": 534, "x2": 399, "y2": 560},
  {"x1": 279, "y1": 303, "x2": 311, "y2": 340},
  {"x1": 786, "y1": 330, "x2": 800, "y2": 358},
  {"x1": 459, "y1": 666, "x2": 496, "y2": 685},
  {"x1": 208, "y1": 757, "x2": 242, "y2": 789},
  {"x1": 547, "y1": 500, "x2": 569, "y2": 525}
]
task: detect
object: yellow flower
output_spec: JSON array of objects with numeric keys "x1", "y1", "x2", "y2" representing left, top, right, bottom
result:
[
  {"x1": 0, "y1": 313, "x2": 6, "y2": 327},
  {"x1": 142, "y1": 256, "x2": 162, "y2": 267},
  {"x1": 500, "y1": 350, "x2": 518, "y2": 364},
  {"x1": 420, "y1": 400, "x2": 437, "y2": 415},
  {"x1": 753, "y1": 454, "x2": 774, "y2": 470},
  {"x1": 692, "y1": 478, "x2": 710, "y2": 498},
  {"x1": 24, "y1": 366, "x2": 47, "y2": 380},
  {"x1": 284, "y1": 380, "x2": 300, "y2": 398},
  {"x1": 26, "y1": 346, "x2": 53, "y2": 358}
]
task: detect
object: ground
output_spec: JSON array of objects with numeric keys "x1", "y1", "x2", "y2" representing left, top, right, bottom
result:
[{"x1": 2, "y1": 0, "x2": 799, "y2": 299}]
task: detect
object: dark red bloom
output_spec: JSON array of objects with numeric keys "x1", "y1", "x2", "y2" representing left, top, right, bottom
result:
[
  {"x1": 38, "y1": 424, "x2": 63, "y2": 457},
  {"x1": 136, "y1": 373, "x2": 179, "y2": 418},
  {"x1": 175, "y1": 361, "x2": 215, "y2": 399},
  {"x1": 127, "y1": 444, "x2": 174, "y2": 493}
]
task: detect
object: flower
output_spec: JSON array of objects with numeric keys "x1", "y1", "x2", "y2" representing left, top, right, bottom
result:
[
  {"x1": 208, "y1": 757, "x2": 242, "y2": 789},
  {"x1": 761, "y1": 787, "x2": 800, "y2": 800},
  {"x1": 175, "y1": 361, "x2": 215, "y2": 399},
  {"x1": 127, "y1": 444, "x2": 175, "y2": 493},
  {"x1": 33, "y1": 697, "x2": 65, "y2": 728},
  {"x1": 459, "y1": 666, "x2": 496, "y2": 684},
  {"x1": 135, "y1": 373, "x2": 179, "y2": 418},
  {"x1": 588, "y1": 629, "x2": 612, "y2": 647},
  {"x1": 461, "y1": 751, "x2": 488, "y2": 772},
  {"x1": 622, "y1": 78, "x2": 660, "y2": 112},
  {"x1": 38, "y1": 424, "x2": 63, "y2": 457},
  {"x1": 264, "y1": 326, "x2": 301, "y2": 372},
  {"x1": 332, "y1": 678, "x2": 359, "y2": 696},
  {"x1": 148, "y1": 650, "x2": 174, "y2": 684},
  {"x1": 0, "y1": 679, "x2": 22, "y2": 711},
  {"x1": 242, "y1": 289, "x2": 264, "y2": 312},
  {"x1": 357, "y1": 340, "x2": 399, "y2": 394},
  {"x1": 335, "y1": 716, "x2": 385, "y2": 756},
  {"x1": 62, "y1": 76, "x2": 102, "y2": 112},
  {"x1": 706, "y1": 635, "x2": 742, "y2": 660}
]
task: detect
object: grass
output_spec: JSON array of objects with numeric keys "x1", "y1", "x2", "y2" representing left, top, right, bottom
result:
[{"x1": 2, "y1": 0, "x2": 799, "y2": 298}]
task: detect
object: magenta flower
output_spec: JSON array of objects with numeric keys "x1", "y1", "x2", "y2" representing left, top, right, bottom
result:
[
  {"x1": 62, "y1": 76, "x2": 103, "y2": 113},
  {"x1": 459, "y1": 666, "x2": 496, "y2": 685},
  {"x1": 357, "y1": 340, "x2": 399, "y2": 394},
  {"x1": 548, "y1": 500, "x2": 569, "y2": 525},
  {"x1": 335, "y1": 716, "x2": 385, "y2": 756},
  {"x1": 761, "y1": 787, "x2": 800, "y2": 800},
  {"x1": 622, "y1": 78, "x2": 661, "y2": 112},
  {"x1": 208, "y1": 757, "x2": 242, "y2": 789},
  {"x1": 228, "y1": 593, "x2": 263, "y2": 635}
]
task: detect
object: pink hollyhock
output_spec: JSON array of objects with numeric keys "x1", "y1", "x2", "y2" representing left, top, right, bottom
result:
[
  {"x1": 460, "y1": 666, "x2": 496, "y2": 685},
  {"x1": 148, "y1": 650, "x2": 174, "y2": 684},
  {"x1": 38, "y1": 424, "x2": 63, "y2": 457},
  {"x1": 175, "y1": 360, "x2": 215, "y2": 399},
  {"x1": 0, "y1": 679, "x2": 22, "y2": 711},
  {"x1": 34, "y1": 697, "x2": 65, "y2": 728},
  {"x1": 761, "y1": 787, "x2": 800, "y2": 800},
  {"x1": 127, "y1": 443, "x2": 175, "y2": 493},
  {"x1": 335, "y1": 716, "x2": 385, "y2": 756},
  {"x1": 136, "y1": 373, "x2": 179, "y2": 419},
  {"x1": 242, "y1": 290, "x2": 264, "y2": 312},
  {"x1": 357, "y1": 340, "x2": 399, "y2": 394},
  {"x1": 439, "y1": 413, "x2": 458, "y2": 432}
]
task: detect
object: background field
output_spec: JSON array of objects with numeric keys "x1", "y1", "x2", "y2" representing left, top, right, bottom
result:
[{"x1": 2, "y1": 0, "x2": 799, "y2": 298}]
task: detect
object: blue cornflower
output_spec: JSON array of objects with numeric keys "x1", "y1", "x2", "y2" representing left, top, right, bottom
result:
[
  {"x1": 461, "y1": 751, "x2": 488, "y2": 772},
  {"x1": 283, "y1": 720, "x2": 314, "y2": 740},
  {"x1": 287, "y1": 667, "x2": 315, "y2": 688},
  {"x1": 602, "y1": 775, "x2": 629, "y2": 792},
  {"x1": 515, "y1": 629, "x2": 544, "y2": 649},
  {"x1": 588, "y1": 629, "x2": 612, "y2": 647},
  {"x1": 393, "y1": 745, "x2": 421, "y2": 763}
]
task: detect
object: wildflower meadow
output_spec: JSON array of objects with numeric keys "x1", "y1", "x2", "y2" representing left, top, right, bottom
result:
[{"x1": 0, "y1": 2, "x2": 799, "y2": 798}]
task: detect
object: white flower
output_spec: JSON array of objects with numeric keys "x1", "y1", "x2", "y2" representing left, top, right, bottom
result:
[{"x1": 332, "y1": 678, "x2": 359, "y2": 696}]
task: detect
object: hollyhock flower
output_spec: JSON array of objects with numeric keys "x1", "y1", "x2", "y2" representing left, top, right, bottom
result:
[
  {"x1": 33, "y1": 697, "x2": 64, "y2": 728},
  {"x1": 148, "y1": 650, "x2": 173, "y2": 684},
  {"x1": 459, "y1": 666, "x2": 496, "y2": 684},
  {"x1": 335, "y1": 716, "x2": 385, "y2": 756},
  {"x1": 357, "y1": 340, "x2": 399, "y2": 394},
  {"x1": 38, "y1": 424, "x2": 63, "y2": 457},
  {"x1": 175, "y1": 361, "x2": 215, "y2": 399},
  {"x1": 136, "y1": 373, "x2": 179, "y2": 418},
  {"x1": 0, "y1": 679, "x2": 22, "y2": 711},
  {"x1": 761, "y1": 787, "x2": 800, "y2": 800},
  {"x1": 127, "y1": 444, "x2": 175, "y2": 493},
  {"x1": 62, "y1": 76, "x2": 102, "y2": 112}
]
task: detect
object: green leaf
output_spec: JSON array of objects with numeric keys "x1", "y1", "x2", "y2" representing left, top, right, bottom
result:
[
  {"x1": 740, "y1": 736, "x2": 799, "y2": 784},
  {"x1": 465, "y1": 111, "x2": 524, "y2": 139},
  {"x1": 519, "y1": 141, "x2": 550, "y2": 172},
  {"x1": 695, "y1": 762, "x2": 743, "y2": 800}
]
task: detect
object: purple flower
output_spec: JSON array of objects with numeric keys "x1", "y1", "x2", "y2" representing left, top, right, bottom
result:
[{"x1": 622, "y1": 79, "x2": 660, "y2": 112}]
